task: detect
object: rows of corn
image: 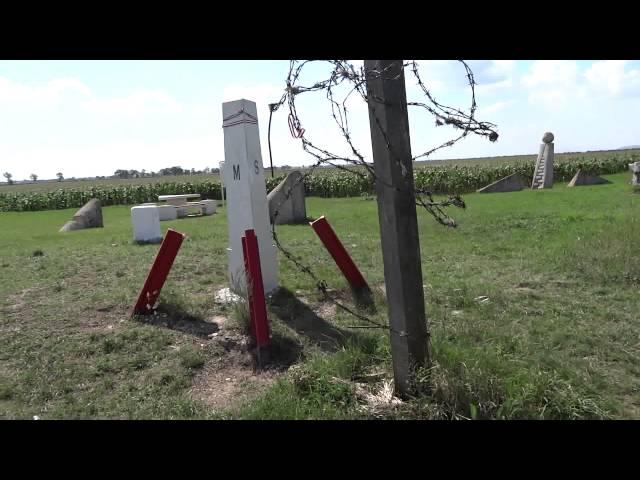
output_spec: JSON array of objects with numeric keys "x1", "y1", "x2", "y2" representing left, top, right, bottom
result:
[{"x1": 1, "y1": 154, "x2": 636, "y2": 212}]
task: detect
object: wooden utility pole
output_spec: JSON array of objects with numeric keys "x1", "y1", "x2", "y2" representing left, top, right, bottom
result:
[{"x1": 364, "y1": 60, "x2": 431, "y2": 397}]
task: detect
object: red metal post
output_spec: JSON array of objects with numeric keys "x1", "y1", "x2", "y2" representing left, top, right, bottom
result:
[
  {"x1": 241, "y1": 235, "x2": 257, "y2": 339},
  {"x1": 132, "y1": 228, "x2": 186, "y2": 315},
  {"x1": 242, "y1": 229, "x2": 270, "y2": 348},
  {"x1": 310, "y1": 216, "x2": 370, "y2": 293}
]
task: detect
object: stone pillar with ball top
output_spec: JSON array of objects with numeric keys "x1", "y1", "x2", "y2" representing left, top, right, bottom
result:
[
  {"x1": 532, "y1": 132, "x2": 555, "y2": 189},
  {"x1": 629, "y1": 162, "x2": 640, "y2": 186}
]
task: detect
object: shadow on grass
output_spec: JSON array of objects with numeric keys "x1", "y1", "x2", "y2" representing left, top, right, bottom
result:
[
  {"x1": 258, "y1": 332, "x2": 305, "y2": 371},
  {"x1": 352, "y1": 287, "x2": 376, "y2": 312},
  {"x1": 135, "y1": 300, "x2": 218, "y2": 339},
  {"x1": 268, "y1": 288, "x2": 365, "y2": 353}
]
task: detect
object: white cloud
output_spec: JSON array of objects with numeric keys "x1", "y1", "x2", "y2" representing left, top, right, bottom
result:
[
  {"x1": 468, "y1": 60, "x2": 515, "y2": 85},
  {"x1": 83, "y1": 89, "x2": 183, "y2": 116},
  {"x1": 0, "y1": 76, "x2": 91, "y2": 106},
  {"x1": 522, "y1": 61, "x2": 578, "y2": 89},
  {"x1": 521, "y1": 61, "x2": 579, "y2": 108},
  {"x1": 0, "y1": 75, "x2": 184, "y2": 117},
  {"x1": 529, "y1": 89, "x2": 573, "y2": 109},
  {"x1": 481, "y1": 100, "x2": 513, "y2": 114},
  {"x1": 584, "y1": 60, "x2": 640, "y2": 97},
  {"x1": 521, "y1": 60, "x2": 640, "y2": 109},
  {"x1": 0, "y1": 136, "x2": 220, "y2": 180},
  {"x1": 476, "y1": 78, "x2": 513, "y2": 95}
]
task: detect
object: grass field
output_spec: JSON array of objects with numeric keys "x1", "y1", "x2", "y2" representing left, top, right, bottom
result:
[{"x1": 1, "y1": 172, "x2": 639, "y2": 419}]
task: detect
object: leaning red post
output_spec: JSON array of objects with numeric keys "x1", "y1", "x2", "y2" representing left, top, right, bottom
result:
[
  {"x1": 132, "y1": 228, "x2": 186, "y2": 315},
  {"x1": 310, "y1": 216, "x2": 370, "y2": 294}
]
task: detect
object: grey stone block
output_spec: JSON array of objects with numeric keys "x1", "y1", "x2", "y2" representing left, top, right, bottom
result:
[
  {"x1": 567, "y1": 170, "x2": 611, "y2": 187},
  {"x1": 60, "y1": 199, "x2": 103, "y2": 232},
  {"x1": 477, "y1": 173, "x2": 527, "y2": 193},
  {"x1": 267, "y1": 171, "x2": 307, "y2": 224}
]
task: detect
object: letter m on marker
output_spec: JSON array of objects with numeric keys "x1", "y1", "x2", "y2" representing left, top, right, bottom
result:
[{"x1": 233, "y1": 164, "x2": 241, "y2": 180}]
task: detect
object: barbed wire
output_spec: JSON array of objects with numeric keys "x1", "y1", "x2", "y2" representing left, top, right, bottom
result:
[{"x1": 266, "y1": 59, "x2": 499, "y2": 334}]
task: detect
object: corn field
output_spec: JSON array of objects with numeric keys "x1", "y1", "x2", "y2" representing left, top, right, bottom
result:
[{"x1": 0, "y1": 154, "x2": 636, "y2": 212}]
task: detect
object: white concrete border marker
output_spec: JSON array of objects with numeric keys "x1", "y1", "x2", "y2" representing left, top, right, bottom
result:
[{"x1": 221, "y1": 99, "x2": 278, "y2": 294}]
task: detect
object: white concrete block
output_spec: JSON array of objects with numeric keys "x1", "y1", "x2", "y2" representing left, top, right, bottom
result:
[
  {"x1": 222, "y1": 98, "x2": 278, "y2": 294},
  {"x1": 176, "y1": 206, "x2": 188, "y2": 218},
  {"x1": 200, "y1": 199, "x2": 217, "y2": 215},
  {"x1": 158, "y1": 194, "x2": 201, "y2": 205},
  {"x1": 131, "y1": 205, "x2": 162, "y2": 243},
  {"x1": 157, "y1": 205, "x2": 178, "y2": 221}
]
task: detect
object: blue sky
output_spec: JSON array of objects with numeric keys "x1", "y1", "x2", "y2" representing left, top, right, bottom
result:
[{"x1": 1, "y1": 60, "x2": 639, "y2": 180}]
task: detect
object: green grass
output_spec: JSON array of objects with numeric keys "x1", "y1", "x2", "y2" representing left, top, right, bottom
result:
[{"x1": 1, "y1": 173, "x2": 639, "y2": 419}]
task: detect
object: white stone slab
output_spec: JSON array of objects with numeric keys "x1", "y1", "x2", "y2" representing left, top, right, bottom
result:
[
  {"x1": 157, "y1": 204, "x2": 178, "y2": 221},
  {"x1": 131, "y1": 205, "x2": 162, "y2": 243},
  {"x1": 158, "y1": 194, "x2": 201, "y2": 201},
  {"x1": 221, "y1": 99, "x2": 278, "y2": 294},
  {"x1": 200, "y1": 199, "x2": 217, "y2": 215},
  {"x1": 176, "y1": 206, "x2": 188, "y2": 218}
]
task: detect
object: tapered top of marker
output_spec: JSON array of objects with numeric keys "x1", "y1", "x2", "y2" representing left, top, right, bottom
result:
[{"x1": 222, "y1": 99, "x2": 258, "y2": 128}]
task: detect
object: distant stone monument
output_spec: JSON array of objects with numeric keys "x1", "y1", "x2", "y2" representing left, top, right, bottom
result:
[
  {"x1": 59, "y1": 198, "x2": 103, "y2": 232},
  {"x1": 567, "y1": 170, "x2": 610, "y2": 187},
  {"x1": 477, "y1": 173, "x2": 527, "y2": 193},
  {"x1": 629, "y1": 162, "x2": 640, "y2": 185},
  {"x1": 532, "y1": 132, "x2": 555, "y2": 189},
  {"x1": 221, "y1": 99, "x2": 278, "y2": 295},
  {"x1": 267, "y1": 171, "x2": 307, "y2": 224}
]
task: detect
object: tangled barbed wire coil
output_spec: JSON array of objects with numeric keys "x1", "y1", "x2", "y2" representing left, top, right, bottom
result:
[{"x1": 266, "y1": 59, "x2": 499, "y2": 333}]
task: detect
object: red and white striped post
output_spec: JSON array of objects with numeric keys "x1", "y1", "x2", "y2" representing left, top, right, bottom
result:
[
  {"x1": 132, "y1": 228, "x2": 186, "y2": 315},
  {"x1": 241, "y1": 229, "x2": 270, "y2": 360},
  {"x1": 310, "y1": 216, "x2": 370, "y2": 294}
]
